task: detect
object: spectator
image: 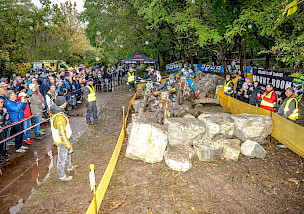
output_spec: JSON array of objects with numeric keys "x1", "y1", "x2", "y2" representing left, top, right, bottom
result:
[
  {"x1": 46, "y1": 84, "x2": 58, "y2": 109},
  {"x1": 235, "y1": 75, "x2": 244, "y2": 100},
  {"x1": 243, "y1": 77, "x2": 251, "y2": 90},
  {"x1": 6, "y1": 90, "x2": 27, "y2": 153},
  {"x1": 212, "y1": 51, "x2": 218, "y2": 66},
  {"x1": 27, "y1": 84, "x2": 44, "y2": 139},
  {"x1": 225, "y1": 48, "x2": 232, "y2": 65},
  {"x1": 11, "y1": 80, "x2": 19, "y2": 93},
  {"x1": 239, "y1": 84, "x2": 249, "y2": 103},
  {"x1": 224, "y1": 74, "x2": 234, "y2": 97},
  {"x1": 278, "y1": 87, "x2": 298, "y2": 122},
  {"x1": 248, "y1": 81, "x2": 262, "y2": 106},
  {"x1": 257, "y1": 84, "x2": 277, "y2": 112},
  {"x1": 0, "y1": 87, "x2": 8, "y2": 107},
  {"x1": 0, "y1": 82, "x2": 9, "y2": 91},
  {"x1": 18, "y1": 92, "x2": 33, "y2": 145},
  {"x1": 50, "y1": 96, "x2": 75, "y2": 181},
  {"x1": 0, "y1": 98, "x2": 10, "y2": 164},
  {"x1": 193, "y1": 52, "x2": 199, "y2": 64}
]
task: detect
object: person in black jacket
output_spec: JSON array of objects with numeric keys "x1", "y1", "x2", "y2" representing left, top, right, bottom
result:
[
  {"x1": 248, "y1": 81, "x2": 262, "y2": 106},
  {"x1": 235, "y1": 75, "x2": 244, "y2": 100}
]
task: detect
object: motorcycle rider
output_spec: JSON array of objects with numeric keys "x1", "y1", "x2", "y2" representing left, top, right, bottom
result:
[
  {"x1": 178, "y1": 63, "x2": 198, "y2": 98},
  {"x1": 143, "y1": 66, "x2": 162, "y2": 85},
  {"x1": 157, "y1": 74, "x2": 179, "y2": 115}
]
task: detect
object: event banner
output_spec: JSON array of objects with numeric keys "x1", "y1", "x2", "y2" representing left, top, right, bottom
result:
[
  {"x1": 166, "y1": 62, "x2": 251, "y2": 74},
  {"x1": 252, "y1": 67, "x2": 294, "y2": 96}
]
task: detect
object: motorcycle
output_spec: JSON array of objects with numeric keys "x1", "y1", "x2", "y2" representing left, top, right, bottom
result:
[
  {"x1": 153, "y1": 88, "x2": 176, "y2": 125},
  {"x1": 176, "y1": 76, "x2": 194, "y2": 104}
]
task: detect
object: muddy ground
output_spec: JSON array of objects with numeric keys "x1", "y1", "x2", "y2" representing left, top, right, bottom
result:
[{"x1": 18, "y1": 87, "x2": 304, "y2": 214}]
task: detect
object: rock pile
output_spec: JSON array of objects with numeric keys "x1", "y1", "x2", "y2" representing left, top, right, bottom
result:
[
  {"x1": 126, "y1": 112, "x2": 271, "y2": 172},
  {"x1": 193, "y1": 73, "x2": 225, "y2": 99}
]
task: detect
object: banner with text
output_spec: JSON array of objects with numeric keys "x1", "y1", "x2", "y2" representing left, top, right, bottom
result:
[{"x1": 252, "y1": 67, "x2": 294, "y2": 96}]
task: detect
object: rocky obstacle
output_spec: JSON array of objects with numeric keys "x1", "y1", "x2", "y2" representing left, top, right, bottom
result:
[
  {"x1": 230, "y1": 113, "x2": 273, "y2": 143},
  {"x1": 198, "y1": 113, "x2": 235, "y2": 140},
  {"x1": 241, "y1": 140, "x2": 266, "y2": 159},
  {"x1": 194, "y1": 143, "x2": 223, "y2": 161},
  {"x1": 164, "y1": 145, "x2": 196, "y2": 172},
  {"x1": 126, "y1": 122, "x2": 168, "y2": 163},
  {"x1": 164, "y1": 117, "x2": 206, "y2": 146},
  {"x1": 193, "y1": 73, "x2": 225, "y2": 98},
  {"x1": 131, "y1": 99, "x2": 145, "y2": 113}
]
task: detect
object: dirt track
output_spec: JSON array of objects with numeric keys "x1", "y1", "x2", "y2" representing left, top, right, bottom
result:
[{"x1": 19, "y1": 88, "x2": 304, "y2": 214}]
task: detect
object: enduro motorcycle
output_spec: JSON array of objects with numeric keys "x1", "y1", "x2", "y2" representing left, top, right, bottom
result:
[
  {"x1": 176, "y1": 76, "x2": 194, "y2": 104},
  {"x1": 143, "y1": 81, "x2": 157, "y2": 112},
  {"x1": 153, "y1": 88, "x2": 176, "y2": 125}
]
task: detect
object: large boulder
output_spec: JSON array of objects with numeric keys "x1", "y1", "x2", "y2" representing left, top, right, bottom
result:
[
  {"x1": 164, "y1": 118, "x2": 206, "y2": 146},
  {"x1": 194, "y1": 143, "x2": 223, "y2": 161},
  {"x1": 241, "y1": 140, "x2": 266, "y2": 159},
  {"x1": 230, "y1": 113, "x2": 273, "y2": 143},
  {"x1": 132, "y1": 112, "x2": 155, "y2": 123},
  {"x1": 131, "y1": 100, "x2": 145, "y2": 113},
  {"x1": 164, "y1": 145, "x2": 196, "y2": 172},
  {"x1": 213, "y1": 139, "x2": 242, "y2": 160},
  {"x1": 198, "y1": 113, "x2": 235, "y2": 140},
  {"x1": 126, "y1": 122, "x2": 168, "y2": 163}
]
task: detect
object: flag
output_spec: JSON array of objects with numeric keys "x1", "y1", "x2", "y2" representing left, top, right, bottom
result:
[{"x1": 287, "y1": 0, "x2": 298, "y2": 16}]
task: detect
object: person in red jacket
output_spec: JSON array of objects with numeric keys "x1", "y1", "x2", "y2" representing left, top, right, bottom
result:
[
  {"x1": 18, "y1": 92, "x2": 33, "y2": 144},
  {"x1": 257, "y1": 84, "x2": 277, "y2": 112}
]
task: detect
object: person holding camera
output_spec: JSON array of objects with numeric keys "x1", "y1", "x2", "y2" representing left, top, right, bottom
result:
[{"x1": 6, "y1": 90, "x2": 27, "y2": 153}]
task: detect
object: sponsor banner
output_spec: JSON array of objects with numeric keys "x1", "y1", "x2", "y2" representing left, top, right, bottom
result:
[
  {"x1": 165, "y1": 62, "x2": 182, "y2": 73},
  {"x1": 166, "y1": 63, "x2": 252, "y2": 74},
  {"x1": 252, "y1": 67, "x2": 294, "y2": 96}
]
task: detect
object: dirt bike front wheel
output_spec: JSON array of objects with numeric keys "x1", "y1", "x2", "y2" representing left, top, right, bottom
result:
[{"x1": 155, "y1": 110, "x2": 165, "y2": 125}]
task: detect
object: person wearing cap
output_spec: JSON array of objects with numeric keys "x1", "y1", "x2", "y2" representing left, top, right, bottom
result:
[
  {"x1": 127, "y1": 66, "x2": 136, "y2": 96},
  {"x1": 50, "y1": 96, "x2": 76, "y2": 181},
  {"x1": 6, "y1": 90, "x2": 27, "y2": 153},
  {"x1": 46, "y1": 84, "x2": 58, "y2": 109},
  {"x1": 83, "y1": 78, "x2": 100, "y2": 125},
  {"x1": 26, "y1": 75, "x2": 34, "y2": 87},
  {"x1": 27, "y1": 84, "x2": 44, "y2": 139},
  {"x1": 0, "y1": 82, "x2": 9, "y2": 91},
  {"x1": 56, "y1": 79, "x2": 66, "y2": 96},
  {"x1": 18, "y1": 92, "x2": 33, "y2": 145}
]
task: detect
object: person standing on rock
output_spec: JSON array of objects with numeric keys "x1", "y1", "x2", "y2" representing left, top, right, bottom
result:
[
  {"x1": 257, "y1": 84, "x2": 277, "y2": 112},
  {"x1": 84, "y1": 78, "x2": 100, "y2": 125},
  {"x1": 224, "y1": 75, "x2": 234, "y2": 97},
  {"x1": 50, "y1": 96, "x2": 76, "y2": 181},
  {"x1": 127, "y1": 66, "x2": 136, "y2": 96}
]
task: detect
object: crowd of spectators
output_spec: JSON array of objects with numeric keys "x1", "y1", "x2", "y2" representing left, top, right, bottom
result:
[{"x1": 0, "y1": 64, "x2": 128, "y2": 165}]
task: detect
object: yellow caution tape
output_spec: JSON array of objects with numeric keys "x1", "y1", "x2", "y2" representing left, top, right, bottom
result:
[{"x1": 86, "y1": 93, "x2": 137, "y2": 214}]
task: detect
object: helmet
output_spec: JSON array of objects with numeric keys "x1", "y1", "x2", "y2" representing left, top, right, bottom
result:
[
  {"x1": 146, "y1": 66, "x2": 154, "y2": 74},
  {"x1": 169, "y1": 74, "x2": 176, "y2": 84}
]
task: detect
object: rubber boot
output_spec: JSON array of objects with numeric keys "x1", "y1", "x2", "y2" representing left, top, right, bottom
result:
[{"x1": 194, "y1": 90, "x2": 199, "y2": 99}]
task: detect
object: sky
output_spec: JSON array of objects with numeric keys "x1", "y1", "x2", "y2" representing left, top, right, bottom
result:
[{"x1": 31, "y1": 0, "x2": 85, "y2": 12}]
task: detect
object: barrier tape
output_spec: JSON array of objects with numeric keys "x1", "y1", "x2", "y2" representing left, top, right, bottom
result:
[
  {"x1": 86, "y1": 93, "x2": 137, "y2": 214},
  {"x1": 0, "y1": 118, "x2": 49, "y2": 145}
]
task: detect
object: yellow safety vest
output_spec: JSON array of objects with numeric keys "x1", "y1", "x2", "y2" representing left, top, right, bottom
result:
[
  {"x1": 284, "y1": 97, "x2": 298, "y2": 120},
  {"x1": 260, "y1": 91, "x2": 275, "y2": 108},
  {"x1": 224, "y1": 80, "x2": 233, "y2": 94},
  {"x1": 86, "y1": 85, "x2": 96, "y2": 102},
  {"x1": 128, "y1": 72, "x2": 135, "y2": 82}
]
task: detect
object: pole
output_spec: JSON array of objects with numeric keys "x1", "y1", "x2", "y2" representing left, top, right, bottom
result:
[
  {"x1": 122, "y1": 106, "x2": 125, "y2": 137},
  {"x1": 89, "y1": 164, "x2": 97, "y2": 214}
]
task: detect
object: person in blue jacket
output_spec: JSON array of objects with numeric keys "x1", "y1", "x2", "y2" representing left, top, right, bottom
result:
[
  {"x1": 5, "y1": 90, "x2": 27, "y2": 153},
  {"x1": 178, "y1": 63, "x2": 199, "y2": 98}
]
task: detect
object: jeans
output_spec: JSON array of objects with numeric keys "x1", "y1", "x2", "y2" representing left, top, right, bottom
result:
[
  {"x1": 86, "y1": 101, "x2": 98, "y2": 123},
  {"x1": 57, "y1": 144, "x2": 72, "y2": 179},
  {"x1": 34, "y1": 115, "x2": 41, "y2": 135},
  {"x1": 12, "y1": 123, "x2": 23, "y2": 150},
  {"x1": 23, "y1": 119, "x2": 31, "y2": 140},
  {"x1": 5, "y1": 120, "x2": 11, "y2": 142}
]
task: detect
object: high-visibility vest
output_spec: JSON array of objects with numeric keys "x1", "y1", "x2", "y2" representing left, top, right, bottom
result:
[
  {"x1": 260, "y1": 91, "x2": 275, "y2": 107},
  {"x1": 284, "y1": 97, "x2": 298, "y2": 120},
  {"x1": 86, "y1": 85, "x2": 96, "y2": 102},
  {"x1": 128, "y1": 72, "x2": 135, "y2": 82},
  {"x1": 224, "y1": 80, "x2": 233, "y2": 94}
]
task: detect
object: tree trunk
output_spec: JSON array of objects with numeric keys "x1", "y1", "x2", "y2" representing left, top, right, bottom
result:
[
  {"x1": 265, "y1": 53, "x2": 272, "y2": 68},
  {"x1": 239, "y1": 36, "x2": 243, "y2": 74}
]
